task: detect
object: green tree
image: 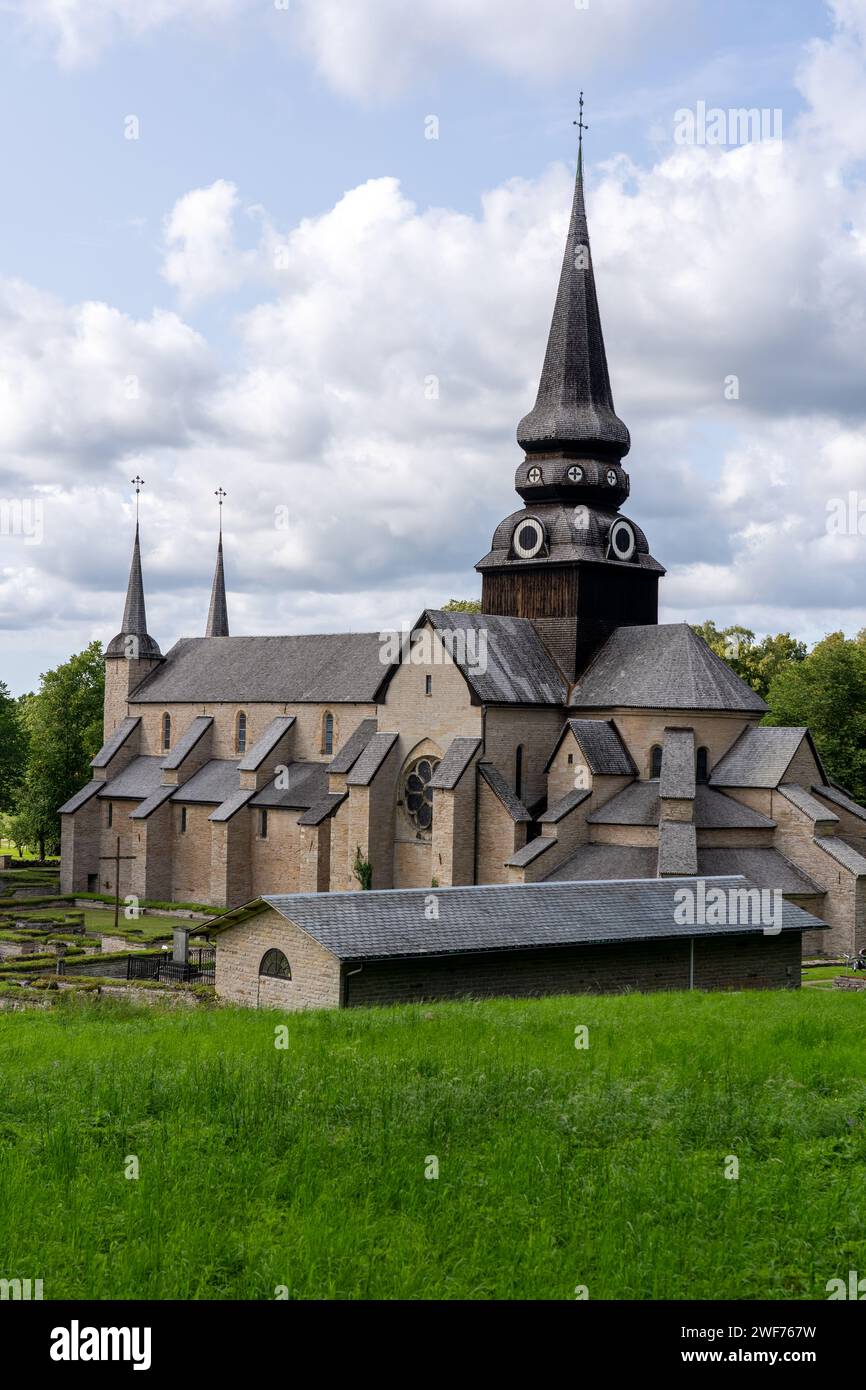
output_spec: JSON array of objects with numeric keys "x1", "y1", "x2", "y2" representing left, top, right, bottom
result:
[
  {"x1": 441, "y1": 598, "x2": 481, "y2": 613},
  {"x1": 16, "y1": 642, "x2": 105, "y2": 860},
  {"x1": 692, "y1": 622, "x2": 806, "y2": 701},
  {"x1": 765, "y1": 632, "x2": 866, "y2": 802},
  {"x1": 0, "y1": 681, "x2": 27, "y2": 811}
]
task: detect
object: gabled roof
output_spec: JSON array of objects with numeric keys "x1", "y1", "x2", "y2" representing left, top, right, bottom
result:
[
  {"x1": 478, "y1": 762, "x2": 531, "y2": 822},
  {"x1": 207, "y1": 876, "x2": 824, "y2": 961},
  {"x1": 709, "y1": 727, "x2": 823, "y2": 788},
  {"x1": 660, "y1": 727, "x2": 695, "y2": 801},
  {"x1": 130, "y1": 633, "x2": 390, "y2": 705},
  {"x1": 90, "y1": 716, "x2": 140, "y2": 769},
  {"x1": 588, "y1": 782, "x2": 774, "y2": 829},
  {"x1": 329, "y1": 718, "x2": 378, "y2": 775},
  {"x1": 544, "y1": 718, "x2": 636, "y2": 776},
  {"x1": 570, "y1": 624, "x2": 767, "y2": 713},
  {"x1": 160, "y1": 715, "x2": 213, "y2": 770},
  {"x1": 423, "y1": 610, "x2": 568, "y2": 705},
  {"x1": 238, "y1": 715, "x2": 295, "y2": 772},
  {"x1": 429, "y1": 736, "x2": 483, "y2": 790}
]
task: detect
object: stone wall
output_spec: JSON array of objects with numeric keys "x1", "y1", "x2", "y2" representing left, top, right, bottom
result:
[{"x1": 214, "y1": 908, "x2": 341, "y2": 1009}]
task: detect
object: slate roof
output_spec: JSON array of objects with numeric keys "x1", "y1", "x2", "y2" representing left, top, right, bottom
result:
[
  {"x1": 813, "y1": 836, "x2": 866, "y2": 875},
  {"x1": 658, "y1": 821, "x2": 697, "y2": 876},
  {"x1": 538, "y1": 788, "x2": 591, "y2": 823},
  {"x1": 811, "y1": 783, "x2": 866, "y2": 822},
  {"x1": 205, "y1": 535, "x2": 229, "y2": 638},
  {"x1": 329, "y1": 718, "x2": 378, "y2": 775},
  {"x1": 105, "y1": 523, "x2": 162, "y2": 661},
  {"x1": 697, "y1": 848, "x2": 823, "y2": 896},
  {"x1": 129, "y1": 786, "x2": 176, "y2": 820},
  {"x1": 345, "y1": 732, "x2": 399, "y2": 787},
  {"x1": 709, "y1": 727, "x2": 816, "y2": 788},
  {"x1": 777, "y1": 784, "x2": 839, "y2": 824},
  {"x1": 90, "y1": 716, "x2": 140, "y2": 769},
  {"x1": 505, "y1": 837, "x2": 556, "y2": 868},
  {"x1": 424, "y1": 610, "x2": 568, "y2": 705},
  {"x1": 130, "y1": 633, "x2": 390, "y2": 704},
  {"x1": 97, "y1": 756, "x2": 164, "y2": 801},
  {"x1": 209, "y1": 789, "x2": 255, "y2": 823},
  {"x1": 660, "y1": 727, "x2": 696, "y2": 800},
  {"x1": 250, "y1": 762, "x2": 329, "y2": 810},
  {"x1": 478, "y1": 762, "x2": 531, "y2": 822},
  {"x1": 298, "y1": 792, "x2": 348, "y2": 827},
  {"x1": 544, "y1": 844, "x2": 659, "y2": 882},
  {"x1": 208, "y1": 877, "x2": 823, "y2": 961},
  {"x1": 429, "y1": 736, "x2": 483, "y2": 790},
  {"x1": 238, "y1": 715, "x2": 296, "y2": 773},
  {"x1": 160, "y1": 715, "x2": 213, "y2": 770},
  {"x1": 570, "y1": 624, "x2": 767, "y2": 713},
  {"x1": 587, "y1": 782, "x2": 774, "y2": 829},
  {"x1": 171, "y1": 759, "x2": 239, "y2": 804},
  {"x1": 545, "y1": 719, "x2": 636, "y2": 776},
  {"x1": 58, "y1": 780, "x2": 103, "y2": 815}
]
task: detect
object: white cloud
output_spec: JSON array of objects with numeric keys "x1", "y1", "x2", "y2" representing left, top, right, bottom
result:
[{"x1": 13, "y1": 0, "x2": 248, "y2": 67}]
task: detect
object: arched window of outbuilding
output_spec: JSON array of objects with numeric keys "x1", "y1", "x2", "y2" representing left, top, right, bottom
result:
[{"x1": 259, "y1": 949, "x2": 291, "y2": 980}]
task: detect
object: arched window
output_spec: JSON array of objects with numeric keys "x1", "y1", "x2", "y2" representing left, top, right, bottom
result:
[
  {"x1": 162, "y1": 712, "x2": 171, "y2": 752},
  {"x1": 696, "y1": 747, "x2": 710, "y2": 784},
  {"x1": 236, "y1": 711, "x2": 247, "y2": 754},
  {"x1": 515, "y1": 745, "x2": 524, "y2": 801},
  {"x1": 322, "y1": 710, "x2": 335, "y2": 756},
  {"x1": 650, "y1": 745, "x2": 662, "y2": 779},
  {"x1": 402, "y1": 756, "x2": 441, "y2": 838},
  {"x1": 106, "y1": 802, "x2": 113, "y2": 828},
  {"x1": 259, "y1": 949, "x2": 291, "y2": 980}
]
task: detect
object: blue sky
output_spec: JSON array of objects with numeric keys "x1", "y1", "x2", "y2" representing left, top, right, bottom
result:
[{"x1": 0, "y1": 0, "x2": 863, "y2": 694}]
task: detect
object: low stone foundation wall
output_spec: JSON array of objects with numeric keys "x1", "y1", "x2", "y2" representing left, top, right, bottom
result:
[{"x1": 834, "y1": 975, "x2": 866, "y2": 991}]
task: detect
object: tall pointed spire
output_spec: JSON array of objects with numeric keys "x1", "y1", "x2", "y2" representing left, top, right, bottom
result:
[
  {"x1": 106, "y1": 477, "x2": 162, "y2": 660},
  {"x1": 205, "y1": 487, "x2": 230, "y2": 637},
  {"x1": 517, "y1": 94, "x2": 630, "y2": 460}
]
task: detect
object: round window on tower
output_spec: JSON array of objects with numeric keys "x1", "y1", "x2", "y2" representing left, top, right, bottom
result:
[
  {"x1": 567, "y1": 465, "x2": 584, "y2": 483},
  {"x1": 512, "y1": 517, "x2": 546, "y2": 559},
  {"x1": 526, "y1": 466, "x2": 542, "y2": 484},
  {"x1": 606, "y1": 468, "x2": 618, "y2": 487},
  {"x1": 608, "y1": 518, "x2": 636, "y2": 562}
]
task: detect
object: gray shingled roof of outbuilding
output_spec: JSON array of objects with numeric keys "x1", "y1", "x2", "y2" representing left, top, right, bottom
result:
[
  {"x1": 660, "y1": 728, "x2": 695, "y2": 800},
  {"x1": 697, "y1": 848, "x2": 823, "y2": 896},
  {"x1": 588, "y1": 782, "x2": 774, "y2": 829},
  {"x1": 160, "y1": 715, "x2": 213, "y2": 770},
  {"x1": 424, "y1": 610, "x2": 568, "y2": 705},
  {"x1": 570, "y1": 624, "x2": 767, "y2": 713},
  {"x1": 777, "y1": 784, "x2": 839, "y2": 823},
  {"x1": 97, "y1": 756, "x2": 164, "y2": 800},
  {"x1": 545, "y1": 719, "x2": 636, "y2": 775},
  {"x1": 170, "y1": 759, "x2": 239, "y2": 804},
  {"x1": 709, "y1": 727, "x2": 814, "y2": 788},
  {"x1": 329, "y1": 718, "x2": 378, "y2": 774},
  {"x1": 430, "y1": 736, "x2": 483, "y2": 789},
  {"x1": 58, "y1": 780, "x2": 103, "y2": 815},
  {"x1": 90, "y1": 716, "x2": 140, "y2": 769},
  {"x1": 220, "y1": 876, "x2": 824, "y2": 961},
  {"x1": 130, "y1": 633, "x2": 390, "y2": 704},
  {"x1": 250, "y1": 762, "x2": 329, "y2": 809},
  {"x1": 658, "y1": 821, "x2": 697, "y2": 875},
  {"x1": 478, "y1": 762, "x2": 531, "y2": 822},
  {"x1": 811, "y1": 783, "x2": 866, "y2": 822},
  {"x1": 346, "y1": 732, "x2": 399, "y2": 787},
  {"x1": 238, "y1": 716, "x2": 295, "y2": 772}
]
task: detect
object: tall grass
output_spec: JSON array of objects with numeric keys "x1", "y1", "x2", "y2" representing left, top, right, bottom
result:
[{"x1": 0, "y1": 990, "x2": 865, "y2": 1300}]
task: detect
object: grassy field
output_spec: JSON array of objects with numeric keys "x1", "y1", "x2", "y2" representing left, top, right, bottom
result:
[{"x1": 1, "y1": 989, "x2": 865, "y2": 1300}]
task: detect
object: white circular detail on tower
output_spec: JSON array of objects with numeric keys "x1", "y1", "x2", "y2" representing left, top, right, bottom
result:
[
  {"x1": 567, "y1": 465, "x2": 583, "y2": 483},
  {"x1": 512, "y1": 517, "x2": 546, "y2": 559},
  {"x1": 527, "y1": 466, "x2": 542, "y2": 484},
  {"x1": 608, "y1": 518, "x2": 636, "y2": 561},
  {"x1": 606, "y1": 468, "x2": 618, "y2": 487}
]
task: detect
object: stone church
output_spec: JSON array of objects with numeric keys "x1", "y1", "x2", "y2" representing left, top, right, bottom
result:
[{"x1": 60, "y1": 142, "x2": 866, "y2": 961}]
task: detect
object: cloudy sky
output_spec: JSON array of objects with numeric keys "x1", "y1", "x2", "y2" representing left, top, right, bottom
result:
[{"x1": 1, "y1": 0, "x2": 864, "y2": 694}]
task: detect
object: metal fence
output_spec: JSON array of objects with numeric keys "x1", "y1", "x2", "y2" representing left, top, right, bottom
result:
[{"x1": 126, "y1": 947, "x2": 215, "y2": 987}]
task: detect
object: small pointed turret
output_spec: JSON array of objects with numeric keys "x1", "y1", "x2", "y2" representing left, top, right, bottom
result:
[
  {"x1": 205, "y1": 486, "x2": 230, "y2": 637},
  {"x1": 516, "y1": 115, "x2": 630, "y2": 461},
  {"x1": 106, "y1": 482, "x2": 162, "y2": 660}
]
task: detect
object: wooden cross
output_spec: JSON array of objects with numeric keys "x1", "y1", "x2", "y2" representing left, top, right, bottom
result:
[
  {"x1": 99, "y1": 836, "x2": 137, "y2": 931},
  {"x1": 573, "y1": 91, "x2": 588, "y2": 150}
]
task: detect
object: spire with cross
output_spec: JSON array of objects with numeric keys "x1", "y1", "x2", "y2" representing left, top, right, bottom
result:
[
  {"x1": 573, "y1": 90, "x2": 589, "y2": 152},
  {"x1": 215, "y1": 486, "x2": 227, "y2": 537},
  {"x1": 131, "y1": 475, "x2": 144, "y2": 523},
  {"x1": 206, "y1": 486, "x2": 230, "y2": 637}
]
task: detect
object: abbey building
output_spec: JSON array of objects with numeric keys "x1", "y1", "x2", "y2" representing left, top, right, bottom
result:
[{"x1": 60, "y1": 144, "x2": 866, "y2": 961}]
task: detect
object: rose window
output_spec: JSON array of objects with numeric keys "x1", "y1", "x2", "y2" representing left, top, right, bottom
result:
[{"x1": 403, "y1": 758, "x2": 440, "y2": 834}]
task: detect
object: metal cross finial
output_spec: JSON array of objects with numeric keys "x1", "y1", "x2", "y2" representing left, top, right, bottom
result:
[
  {"x1": 215, "y1": 486, "x2": 227, "y2": 535},
  {"x1": 131, "y1": 475, "x2": 144, "y2": 521},
  {"x1": 573, "y1": 91, "x2": 589, "y2": 149}
]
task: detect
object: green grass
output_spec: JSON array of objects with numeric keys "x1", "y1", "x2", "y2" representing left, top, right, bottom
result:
[{"x1": 1, "y1": 989, "x2": 865, "y2": 1300}]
